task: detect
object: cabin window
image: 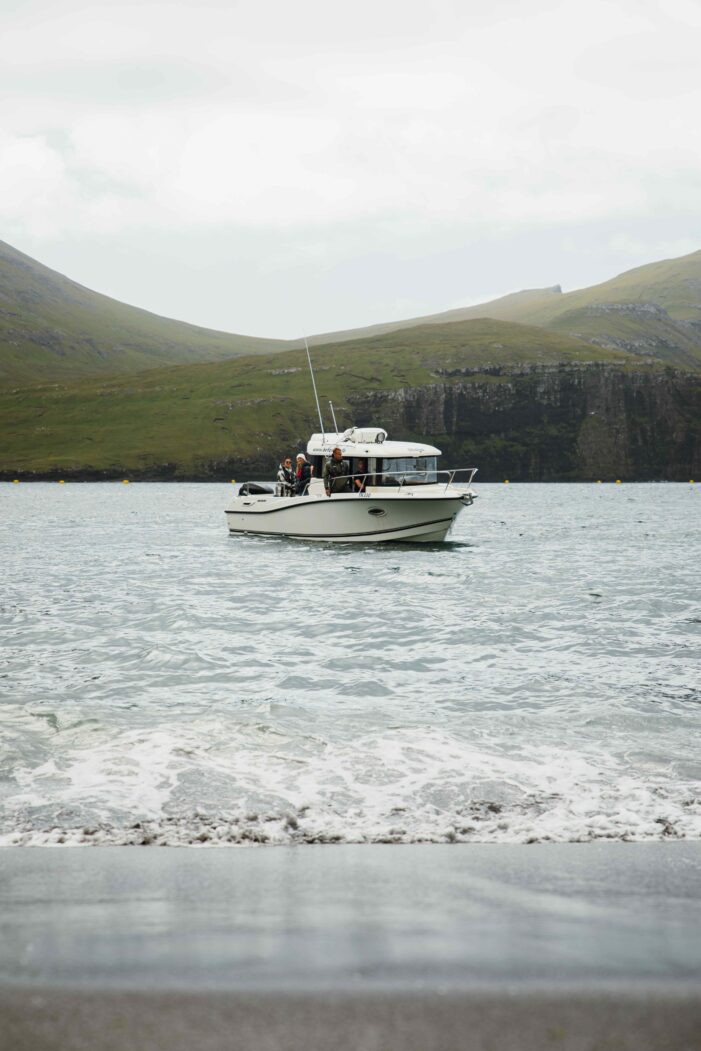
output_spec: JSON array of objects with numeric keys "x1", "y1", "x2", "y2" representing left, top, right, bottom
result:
[
  {"x1": 310, "y1": 455, "x2": 323, "y2": 479},
  {"x1": 351, "y1": 457, "x2": 372, "y2": 488},
  {"x1": 380, "y1": 457, "x2": 438, "y2": 485}
]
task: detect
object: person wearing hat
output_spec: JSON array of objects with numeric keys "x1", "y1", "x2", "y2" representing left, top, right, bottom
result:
[{"x1": 295, "y1": 453, "x2": 313, "y2": 496}]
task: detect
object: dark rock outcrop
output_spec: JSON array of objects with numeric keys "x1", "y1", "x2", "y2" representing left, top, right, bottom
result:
[
  {"x1": 3, "y1": 363, "x2": 698, "y2": 483},
  {"x1": 348, "y1": 363, "x2": 701, "y2": 481}
]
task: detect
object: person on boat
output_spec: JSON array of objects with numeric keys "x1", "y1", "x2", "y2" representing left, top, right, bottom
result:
[
  {"x1": 277, "y1": 457, "x2": 295, "y2": 497},
  {"x1": 323, "y1": 447, "x2": 349, "y2": 496},
  {"x1": 353, "y1": 459, "x2": 368, "y2": 493},
  {"x1": 295, "y1": 453, "x2": 313, "y2": 496}
]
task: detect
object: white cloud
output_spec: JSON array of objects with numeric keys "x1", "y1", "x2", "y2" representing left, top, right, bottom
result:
[
  {"x1": 2, "y1": 0, "x2": 700, "y2": 333},
  {"x1": 608, "y1": 232, "x2": 701, "y2": 263},
  {"x1": 577, "y1": 27, "x2": 701, "y2": 99},
  {"x1": 0, "y1": 134, "x2": 70, "y2": 237}
]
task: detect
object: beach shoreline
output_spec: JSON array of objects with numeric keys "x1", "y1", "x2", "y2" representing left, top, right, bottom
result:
[
  {"x1": 2, "y1": 843, "x2": 700, "y2": 1049},
  {"x1": 3, "y1": 986, "x2": 701, "y2": 1051}
]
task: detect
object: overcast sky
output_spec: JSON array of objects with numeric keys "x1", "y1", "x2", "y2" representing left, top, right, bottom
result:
[{"x1": 2, "y1": 0, "x2": 700, "y2": 338}]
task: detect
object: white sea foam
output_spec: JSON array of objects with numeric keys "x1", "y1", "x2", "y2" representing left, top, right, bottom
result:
[
  {"x1": 1, "y1": 482, "x2": 700, "y2": 846},
  {"x1": 2, "y1": 712, "x2": 700, "y2": 846}
]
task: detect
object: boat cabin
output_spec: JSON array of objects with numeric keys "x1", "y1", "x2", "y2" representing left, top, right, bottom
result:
[{"x1": 305, "y1": 427, "x2": 441, "y2": 489}]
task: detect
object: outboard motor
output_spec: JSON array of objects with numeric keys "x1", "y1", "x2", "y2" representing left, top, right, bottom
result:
[{"x1": 239, "y1": 482, "x2": 274, "y2": 496}]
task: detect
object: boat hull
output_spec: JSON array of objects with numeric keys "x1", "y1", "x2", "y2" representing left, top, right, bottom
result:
[{"x1": 225, "y1": 491, "x2": 469, "y2": 543}]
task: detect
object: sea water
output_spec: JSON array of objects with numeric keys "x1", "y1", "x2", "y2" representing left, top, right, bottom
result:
[{"x1": 1, "y1": 482, "x2": 699, "y2": 846}]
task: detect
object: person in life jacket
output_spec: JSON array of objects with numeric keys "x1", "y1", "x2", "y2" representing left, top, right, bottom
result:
[
  {"x1": 323, "y1": 447, "x2": 349, "y2": 496},
  {"x1": 277, "y1": 457, "x2": 295, "y2": 496},
  {"x1": 295, "y1": 453, "x2": 313, "y2": 496}
]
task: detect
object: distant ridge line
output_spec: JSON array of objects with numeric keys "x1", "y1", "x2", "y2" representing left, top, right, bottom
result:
[{"x1": 1, "y1": 240, "x2": 700, "y2": 386}]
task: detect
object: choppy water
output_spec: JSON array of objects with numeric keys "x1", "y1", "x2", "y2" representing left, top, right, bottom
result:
[{"x1": 1, "y1": 481, "x2": 700, "y2": 847}]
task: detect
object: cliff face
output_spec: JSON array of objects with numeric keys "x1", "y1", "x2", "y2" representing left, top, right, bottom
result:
[
  {"x1": 2, "y1": 361, "x2": 698, "y2": 483},
  {"x1": 348, "y1": 363, "x2": 701, "y2": 481}
]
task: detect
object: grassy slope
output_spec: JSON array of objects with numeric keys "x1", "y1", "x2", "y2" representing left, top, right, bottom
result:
[
  {"x1": 509, "y1": 253, "x2": 701, "y2": 370},
  {"x1": 307, "y1": 252, "x2": 701, "y2": 369},
  {"x1": 0, "y1": 240, "x2": 288, "y2": 386},
  {"x1": 3, "y1": 238, "x2": 700, "y2": 391},
  {"x1": 505, "y1": 250, "x2": 701, "y2": 325},
  {"x1": 543, "y1": 308, "x2": 701, "y2": 369},
  {"x1": 0, "y1": 318, "x2": 634, "y2": 475},
  {"x1": 306, "y1": 287, "x2": 565, "y2": 345}
]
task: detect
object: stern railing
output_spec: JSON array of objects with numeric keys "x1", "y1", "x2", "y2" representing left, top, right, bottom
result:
[{"x1": 321, "y1": 467, "x2": 478, "y2": 493}]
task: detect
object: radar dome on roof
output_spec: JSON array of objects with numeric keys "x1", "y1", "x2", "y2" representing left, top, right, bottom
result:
[{"x1": 343, "y1": 427, "x2": 387, "y2": 444}]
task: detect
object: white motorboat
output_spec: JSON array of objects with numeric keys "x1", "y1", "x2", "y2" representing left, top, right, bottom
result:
[{"x1": 225, "y1": 426, "x2": 478, "y2": 543}]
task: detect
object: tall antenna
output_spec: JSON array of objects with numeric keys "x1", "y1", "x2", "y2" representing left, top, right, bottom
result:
[
  {"x1": 328, "y1": 400, "x2": 339, "y2": 434},
  {"x1": 304, "y1": 337, "x2": 325, "y2": 440}
]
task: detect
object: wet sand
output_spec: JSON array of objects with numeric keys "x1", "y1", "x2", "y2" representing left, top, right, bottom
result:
[
  {"x1": 1, "y1": 843, "x2": 700, "y2": 1050},
  {"x1": 3, "y1": 987, "x2": 701, "y2": 1051}
]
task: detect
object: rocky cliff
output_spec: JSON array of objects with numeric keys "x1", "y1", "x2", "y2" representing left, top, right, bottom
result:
[
  {"x1": 348, "y1": 363, "x2": 701, "y2": 481},
  {"x1": 2, "y1": 357, "x2": 698, "y2": 483}
]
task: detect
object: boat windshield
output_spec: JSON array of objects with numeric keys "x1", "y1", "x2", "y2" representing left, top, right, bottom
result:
[{"x1": 380, "y1": 456, "x2": 438, "y2": 485}]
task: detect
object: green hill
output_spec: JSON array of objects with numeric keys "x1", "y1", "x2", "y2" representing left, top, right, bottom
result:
[
  {"x1": 502, "y1": 250, "x2": 701, "y2": 326},
  {"x1": 0, "y1": 318, "x2": 635, "y2": 478},
  {"x1": 0, "y1": 239, "x2": 287, "y2": 386},
  {"x1": 1, "y1": 241, "x2": 699, "y2": 481},
  {"x1": 307, "y1": 251, "x2": 701, "y2": 370},
  {"x1": 3, "y1": 239, "x2": 700, "y2": 390},
  {"x1": 306, "y1": 286, "x2": 566, "y2": 345}
]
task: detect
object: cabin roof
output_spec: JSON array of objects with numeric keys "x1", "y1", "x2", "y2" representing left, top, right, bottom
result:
[{"x1": 306, "y1": 427, "x2": 441, "y2": 459}]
